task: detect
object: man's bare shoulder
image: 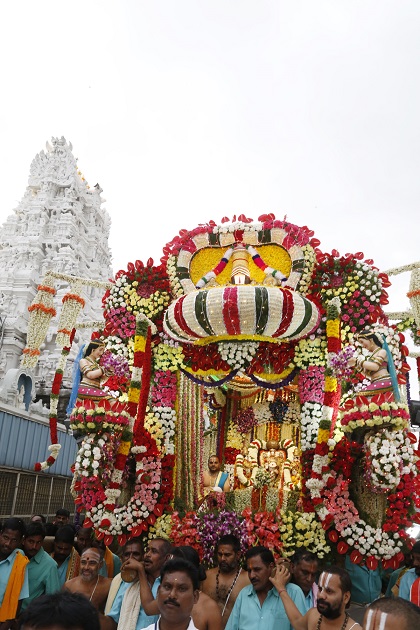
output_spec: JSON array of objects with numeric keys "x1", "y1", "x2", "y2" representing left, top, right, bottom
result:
[
  {"x1": 63, "y1": 576, "x2": 82, "y2": 591},
  {"x1": 202, "y1": 568, "x2": 218, "y2": 585},
  {"x1": 198, "y1": 591, "x2": 222, "y2": 613},
  {"x1": 236, "y1": 570, "x2": 250, "y2": 589}
]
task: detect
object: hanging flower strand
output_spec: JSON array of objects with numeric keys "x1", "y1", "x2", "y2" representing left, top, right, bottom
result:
[
  {"x1": 34, "y1": 328, "x2": 76, "y2": 471},
  {"x1": 246, "y1": 245, "x2": 288, "y2": 285},
  {"x1": 195, "y1": 246, "x2": 234, "y2": 288},
  {"x1": 56, "y1": 281, "x2": 86, "y2": 347},
  {"x1": 22, "y1": 274, "x2": 56, "y2": 368}
]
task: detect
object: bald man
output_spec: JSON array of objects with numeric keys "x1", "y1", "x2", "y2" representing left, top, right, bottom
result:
[
  {"x1": 363, "y1": 597, "x2": 420, "y2": 629},
  {"x1": 64, "y1": 547, "x2": 111, "y2": 613}
]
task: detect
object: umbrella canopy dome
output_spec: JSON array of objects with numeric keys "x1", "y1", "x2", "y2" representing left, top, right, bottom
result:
[{"x1": 164, "y1": 285, "x2": 320, "y2": 344}]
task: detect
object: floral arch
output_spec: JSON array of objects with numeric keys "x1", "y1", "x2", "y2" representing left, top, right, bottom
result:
[{"x1": 23, "y1": 214, "x2": 420, "y2": 564}]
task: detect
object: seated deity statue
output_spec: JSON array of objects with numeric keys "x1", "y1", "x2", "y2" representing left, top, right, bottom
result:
[{"x1": 234, "y1": 440, "x2": 260, "y2": 489}]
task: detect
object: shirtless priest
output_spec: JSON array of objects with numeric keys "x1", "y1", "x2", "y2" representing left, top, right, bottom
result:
[
  {"x1": 270, "y1": 564, "x2": 361, "y2": 630},
  {"x1": 201, "y1": 535, "x2": 249, "y2": 628},
  {"x1": 203, "y1": 456, "x2": 230, "y2": 494},
  {"x1": 64, "y1": 547, "x2": 111, "y2": 613}
]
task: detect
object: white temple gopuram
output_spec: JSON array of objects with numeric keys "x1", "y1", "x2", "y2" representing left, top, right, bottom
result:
[{"x1": 0, "y1": 137, "x2": 112, "y2": 403}]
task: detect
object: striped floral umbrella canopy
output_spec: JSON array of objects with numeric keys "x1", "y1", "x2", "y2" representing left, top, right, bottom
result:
[{"x1": 164, "y1": 285, "x2": 320, "y2": 344}]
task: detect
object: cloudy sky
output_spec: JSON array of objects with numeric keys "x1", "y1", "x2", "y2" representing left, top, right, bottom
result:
[{"x1": 0, "y1": 1, "x2": 419, "y2": 386}]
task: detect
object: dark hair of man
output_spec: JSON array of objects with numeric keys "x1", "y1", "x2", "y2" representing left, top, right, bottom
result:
[
  {"x1": 154, "y1": 537, "x2": 173, "y2": 557},
  {"x1": 25, "y1": 523, "x2": 46, "y2": 539},
  {"x1": 290, "y1": 550, "x2": 319, "y2": 565},
  {"x1": 321, "y1": 566, "x2": 352, "y2": 603},
  {"x1": 31, "y1": 514, "x2": 46, "y2": 524},
  {"x1": 54, "y1": 525, "x2": 75, "y2": 544},
  {"x1": 171, "y1": 546, "x2": 206, "y2": 582},
  {"x1": 216, "y1": 534, "x2": 241, "y2": 553},
  {"x1": 55, "y1": 508, "x2": 70, "y2": 518},
  {"x1": 1, "y1": 517, "x2": 26, "y2": 538},
  {"x1": 160, "y1": 558, "x2": 199, "y2": 591},
  {"x1": 122, "y1": 536, "x2": 143, "y2": 552},
  {"x1": 18, "y1": 591, "x2": 100, "y2": 630},
  {"x1": 411, "y1": 540, "x2": 420, "y2": 555},
  {"x1": 368, "y1": 596, "x2": 420, "y2": 626},
  {"x1": 245, "y1": 546, "x2": 274, "y2": 566}
]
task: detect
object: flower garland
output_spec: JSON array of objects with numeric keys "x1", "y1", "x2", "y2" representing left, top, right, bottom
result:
[
  {"x1": 294, "y1": 337, "x2": 327, "y2": 369},
  {"x1": 218, "y1": 341, "x2": 260, "y2": 370},
  {"x1": 309, "y1": 253, "x2": 390, "y2": 337},
  {"x1": 34, "y1": 328, "x2": 76, "y2": 471},
  {"x1": 56, "y1": 282, "x2": 86, "y2": 347},
  {"x1": 72, "y1": 312, "x2": 176, "y2": 543},
  {"x1": 340, "y1": 400, "x2": 410, "y2": 433},
  {"x1": 364, "y1": 429, "x2": 417, "y2": 492},
  {"x1": 408, "y1": 268, "x2": 420, "y2": 333},
  {"x1": 278, "y1": 510, "x2": 331, "y2": 558},
  {"x1": 195, "y1": 246, "x2": 234, "y2": 288},
  {"x1": 246, "y1": 244, "x2": 287, "y2": 284},
  {"x1": 307, "y1": 427, "x2": 420, "y2": 563},
  {"x1": 22, "y1": 276, "x2": 57, "y2": 368},
  {"x1": 103, "y1": 260, "x2": 170, "y2": 342}
]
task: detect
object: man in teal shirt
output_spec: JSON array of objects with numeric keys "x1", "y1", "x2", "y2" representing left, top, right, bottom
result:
[
  {"x1": 225, "y1": 546, "x2": 306, "y2": 630},
  {"x1": 21, "y1": 522, "x2": 60, "y2": 610},
  {"x1": 399, "y1": 540, "x2": 420, "y2": 603},
  {"x1": 0, "y1": 518, "x2": 29, "y2": 626}
]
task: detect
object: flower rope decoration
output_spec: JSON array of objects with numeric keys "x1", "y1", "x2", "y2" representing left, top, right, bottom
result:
[
  {"x1": 408, "y1": 267, "x2": 420, "y2": 333},
  {"x1": 35, "y1": 328, "x2": 76, "y2": 471},
  {"x1": 73, "y1": 313, "x2": 173, "y2": 544},
  {"x1": 245, "y1": 244, "x2": 288, "y2": 285},
  {"x1": 56, "y1": 282, "x2": 86, "y2": 347},
  {"x1": 218, "y1": 341, "x2": 260, "y2": 370},
  {"x1": 195, "y1": 246, "x2": 234, "y2": 288},
  {"x1": 306, "y1": 298, "x2": 342, "y2": 526},
  {"x1": 278, "y1": 510, "x2": 331, "y2": 558},
  {"x1": 364, "y1": 429, "x2": 417, "y2": 492},
  {"x1": 22, "y1": 274, "x2": 57, "y2": 367}
]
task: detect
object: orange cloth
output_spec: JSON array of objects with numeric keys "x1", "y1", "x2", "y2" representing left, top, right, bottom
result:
[
  {"x1": 410, "y1": 576, "x2": 420, "y2": 607},
  {"x1": 0, "y1": 553, "x2": 29, "y2": 622},
  {"x1": 104, "y1": 547, "x2": 114, "y2": 579}
]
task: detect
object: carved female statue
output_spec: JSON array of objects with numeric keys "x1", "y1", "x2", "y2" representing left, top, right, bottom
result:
[
  {"x1": 348, "y1": 328, "x2": 400, "y2": 401},
  {"x1": 66, "y1": 339, "x2": 112, "y2": 415}
]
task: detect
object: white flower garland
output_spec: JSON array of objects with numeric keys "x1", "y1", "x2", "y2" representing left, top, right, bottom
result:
[
  {"x1": 301, "y1": 402, "x2": 323, "y2": 451},
  {"x1": 218, "y1": 341, "x2": 259, "y2": 370},
  {"x1": 365, "y1": 429, "x2": 418, "y2": 491}
]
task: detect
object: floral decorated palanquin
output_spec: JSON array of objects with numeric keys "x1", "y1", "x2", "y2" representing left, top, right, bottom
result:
[{"x1": 23, "y1": 215, "x2": 420, "y2": 565}]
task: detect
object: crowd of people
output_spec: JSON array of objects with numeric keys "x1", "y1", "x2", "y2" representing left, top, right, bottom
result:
[{"x1": 1, "y1": 510, "x2": 420, "y2": 630}]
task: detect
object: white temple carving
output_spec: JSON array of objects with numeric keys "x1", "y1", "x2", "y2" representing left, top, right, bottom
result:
[{"x1": 0, "y1": 137, "x2": 112, "y2": 400}]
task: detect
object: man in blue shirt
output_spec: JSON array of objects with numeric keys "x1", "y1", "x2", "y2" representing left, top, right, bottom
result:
[
  {"x1": 225, "y1": 546, "x2": 306, "y2": 630},
  {"x1": 289, "y1": 550, "x2": 319, "y2": 612},
  {"x1": 21, "y1": 522, "x2": 60, "y2": 610},
  {"x1": 102, "y1": 537, "x2": 172, "y2": 630},
  {"x1": 0, "y1": 517, "x2": 29, "y2": 627},
  {"x1": 399, "y1": 540, "x2": 420, "y2": 604}
]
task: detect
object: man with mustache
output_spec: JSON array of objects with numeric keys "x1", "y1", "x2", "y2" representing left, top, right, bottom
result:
[
  {"x1": 143, "y1": 558, "x2": 200, "y2": 630},
  {"x1": 102, "y1": 537, "x2": 172, "y2": 630},
  {"x1": 201, "y1": 535, "x2": 249, "y2": 627},
  {"x1": 64, "y1": 547, "x2": 111, "y2": 613},
  {"x1": 21, "y1": 522, "x2": 60, "y2": 611},
  {"x1": 270, "y1": 564, "x2": 361, "y2": 629},
  {"x1": 225, "y1": 546, "x2": 306, "y2": 630}
]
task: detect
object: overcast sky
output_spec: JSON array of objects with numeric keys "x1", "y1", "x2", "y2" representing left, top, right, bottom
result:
[{"x1": 0, "y1": 1, "x2": 419, "y2": 389}]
